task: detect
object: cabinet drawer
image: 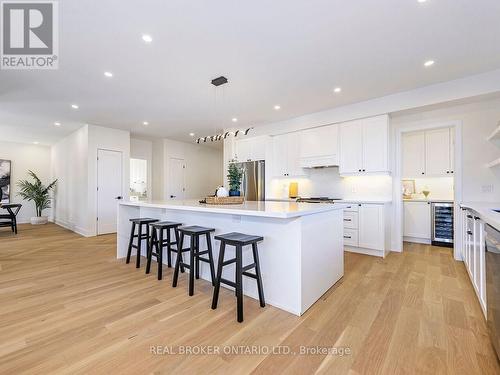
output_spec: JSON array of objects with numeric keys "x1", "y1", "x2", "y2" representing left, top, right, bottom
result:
[
  {"x1": 343, "y1": 204, "x2": 359, "y2": 213},
  {"x1": 344, "y1": 229, "x2": 359, "y2": 247},
  {"x1": 343, "y1": 212, "x2": 358, "y2": 229}
]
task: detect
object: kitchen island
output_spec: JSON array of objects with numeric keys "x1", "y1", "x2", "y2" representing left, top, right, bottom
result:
[{"x1": 117, "y1": 200, "x2": 349, "y2": 315}]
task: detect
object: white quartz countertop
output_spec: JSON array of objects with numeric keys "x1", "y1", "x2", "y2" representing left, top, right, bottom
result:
[
  {"x1": 460, "y1": 202, "x2": 500, "y2": 231},
  {"x1": 335, "y1": 199, "x2": 392, "y2": 204},
  {"x1": 120, "y1": 199, "x2": 350, "y2": 219}
]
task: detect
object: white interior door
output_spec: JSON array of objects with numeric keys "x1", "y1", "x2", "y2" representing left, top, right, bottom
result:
[
  {"x1": 97, "y1": 149, "x2": 123, "y2": 235},
  {"x1": 167, "y1": 157, "x2": 185, "y2": 200}
]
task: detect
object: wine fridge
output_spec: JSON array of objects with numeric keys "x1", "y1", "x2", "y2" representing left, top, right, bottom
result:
[{"x1": 431, "y1": 202, "x2": 454, "y2": 247}]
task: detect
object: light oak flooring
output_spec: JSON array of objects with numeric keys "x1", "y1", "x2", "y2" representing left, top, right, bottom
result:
[{"x1": 0, "y1": 224, "x2": 498, "y2": 374}]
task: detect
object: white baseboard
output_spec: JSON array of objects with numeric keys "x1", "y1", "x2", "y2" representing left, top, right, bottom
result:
[
  {"x1": 345, "y1": 246, "x2": 385, "y2": 258},
  {"x1": 54, "y1": 219, "x2": 93, "y2": 237},
  {"x1": 403, "y1": 236, "x2": 431, "y2": 245}
]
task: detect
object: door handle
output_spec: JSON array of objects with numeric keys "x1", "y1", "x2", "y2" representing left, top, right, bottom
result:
[{"x1": 115, "y1": 196, "x2": 123, "y2": 200}]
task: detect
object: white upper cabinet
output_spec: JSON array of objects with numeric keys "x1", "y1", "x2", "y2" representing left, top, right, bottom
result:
[
  {"x1": 273, "y1": 133, "x2": 304, "y2": 177},
  {"x1": 234, "y1": 136, "x2": 267, "y2": 162},
  {"x1": 339, "y1": 115, "x2": 389, "y2": 175},
  {"x1": 425, "y1": 128, "x2": 451, "y2": 176},
  {"x1": 402, "y1": 127, "x2": 454, "y2": 177},
  {"x1": 339, "y1": 120, "x2": 363, "y2": 174},
  {"x1": 299, "y1": 124, "x2": 339, "y2": 167},
  {"x1": 402, "y1": 131, "x2": 425, "y2": 177}
]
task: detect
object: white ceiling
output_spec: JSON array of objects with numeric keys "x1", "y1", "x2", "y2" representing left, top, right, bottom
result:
[{"x1": 1, "y1": 0, "x2": 500, "y2": 145}]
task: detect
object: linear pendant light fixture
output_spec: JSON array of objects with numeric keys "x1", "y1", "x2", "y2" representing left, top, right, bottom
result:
[{"x1": 196, "y1": 75, "x2": 253, "y2": 143}]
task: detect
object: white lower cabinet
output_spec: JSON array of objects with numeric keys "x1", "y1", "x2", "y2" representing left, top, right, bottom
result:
[
  {"x1": 343, "y1": 202, "x2": 390, "y2": 257},
  {"x1": 461, "y1": 207, "x2": 487, "y2": 316},
  {"x1": 403, "y1": 201, "x2": 431, "y2": 243}
]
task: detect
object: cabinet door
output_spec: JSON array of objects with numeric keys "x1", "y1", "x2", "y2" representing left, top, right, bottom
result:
[
  {"x1": 251, "y1": 137, "x2": 267, "y2": 161},
  {"x1": 272, "y1": 135, "x2": 288, "y2": 177},
  {"x1": 425, "y1": 128, "x2": 451, "y2": 176},
  {"x1": 235, "y1": 139, "x2": 252, "y2": 162},
  {"x1": 403, "y1": 201, "x2": 431, "y2": 239},
  {"x1": 402, "y1": 131, "x2": 425, "y2": 177},
  {"x1": 358, "y1": 204, "x2": 384, "y2": 250},
  {"x1": 362, "y1": 116, "x2": 388, "y2": 173},
  {"x1": 300, "y1": 124, "x2": 338, "y2": 159},
  {"x1": 339, "y1": 121, "x2": 363, "y2": 174},
  {"x1": 287, "y1": 133, "x2": 304, "y2": 176}
]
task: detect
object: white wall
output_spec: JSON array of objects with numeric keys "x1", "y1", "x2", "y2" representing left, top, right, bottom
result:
[
  {"x1": 51, "y1": 125, "x2": 89, "y2": 235},
  {"x1": 51, "y1": 125, "x2": 130, "y2": 236},
  {"x1": 0, "y1": 141, "x2": 52, "y2": 223},
  {"x1": 152, "y1": 139, "x2": 165, "y2": 200},
  {"x1": 163, "y1": 139, "x2": 223, "y2": 199}
]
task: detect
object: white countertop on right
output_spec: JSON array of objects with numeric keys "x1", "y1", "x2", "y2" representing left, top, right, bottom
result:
[{"x1": 460, "y1": 202, "x2": 500, "y2": 231}]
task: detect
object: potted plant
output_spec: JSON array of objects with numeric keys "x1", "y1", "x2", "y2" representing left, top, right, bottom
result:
[
  {"x1": 17, "y1": 170, "x2": 57, "y2": 225},
  {"x1": 227, "y1": 163, "x2": 243, "y2": 196}
]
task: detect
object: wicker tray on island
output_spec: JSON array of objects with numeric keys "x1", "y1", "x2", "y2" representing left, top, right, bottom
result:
[{"x1": 205, "y1": 196, "x2": 245, "y2": 205}]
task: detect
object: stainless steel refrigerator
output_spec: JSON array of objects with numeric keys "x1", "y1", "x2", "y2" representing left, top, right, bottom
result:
[{"x1": 235, "y1": 161, "x2": 265, "y2": 201}]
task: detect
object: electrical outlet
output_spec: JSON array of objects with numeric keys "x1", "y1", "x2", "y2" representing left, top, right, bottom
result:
[{"x1": 481, "y1": 184, "x2": 494, "y2": 193}]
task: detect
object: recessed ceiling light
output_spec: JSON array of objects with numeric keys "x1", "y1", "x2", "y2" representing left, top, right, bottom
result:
[
  {"x1": 142, "y1": 34, "x2": 153, "y2": 43},
  {"x1": 33, "y1": 141, "x2": 39, "y2": 145},
  {"x1": 189, "y1": 132, "x2": 195, "y2": 137},
  {"x1": 143, "y1": 121, "x2": 149, "y2": 126},
  {"x1": 333, "y1": 87, "x2": 342, "y2": 93},
  {"x1": 104, "y1": 71, "x2": 113, "y2": 78},
  {"x1": 274, "y1": 105, "x2": 281, "y2": 110},
  {"x1": 424, "y1": 60, "x2": 435, "y2": 67},
  {"x1": 71, "y1": 104, "x2": 79, "y2": 109},
  {"x1": 54, "y1": 122, "x2": 61, "y2": 126},
  {"x1": 232, "y1": 118, "x2": 238, "y2": 122}
]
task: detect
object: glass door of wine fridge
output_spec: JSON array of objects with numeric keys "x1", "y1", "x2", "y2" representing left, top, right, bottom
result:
[{"x1": 431, "y1": 202, "x2": 454, "y2": 247}]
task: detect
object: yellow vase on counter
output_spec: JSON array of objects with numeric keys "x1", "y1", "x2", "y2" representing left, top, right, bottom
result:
[{"x1": 289, "y1": 182, "x2": 299, "y2": 199}]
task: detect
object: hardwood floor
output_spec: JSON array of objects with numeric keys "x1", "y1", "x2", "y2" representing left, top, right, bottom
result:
[{"x1": 0, "y1": 224, "x2": 498, "y2": 374}]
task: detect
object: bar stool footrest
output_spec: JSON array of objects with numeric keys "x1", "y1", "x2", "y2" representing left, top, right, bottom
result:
[
  {"x1": 242, "y1": 271, "x2": 258, "y2": 279},
  {"x1": 242, "y1": 263, "x2": 256, "y2": 272},
  {"x1": 220, "y1": 278, "x2": 237, "y2": 288}
]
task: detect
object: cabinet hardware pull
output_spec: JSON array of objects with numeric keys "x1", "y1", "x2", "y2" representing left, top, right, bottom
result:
[
  {"x1": 467, "y1": 230, "x2": 473, "y2": 235},
  {"x1": 344, "y1": 219, "x2": 352, "y2": 221},
  {"x1": 343, "y1": 236, "x2": 352, "y2": 239},
  {"x1": 467, "y1": 215, "x2": 473, "y2": 219},
  {"x1": 474, "y1": 216, "x2": 480, "y2": 220}
]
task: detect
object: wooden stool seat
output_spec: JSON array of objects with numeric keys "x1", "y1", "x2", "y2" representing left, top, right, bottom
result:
[
  {"x1": 212, "y1": 232, "x2": 265, "y2": 323},
  {"x1": 129, "y1": 218, "x2": 158, "y2": 224}
]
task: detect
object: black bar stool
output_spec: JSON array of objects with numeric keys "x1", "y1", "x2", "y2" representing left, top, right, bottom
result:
[
  {"x1": 211, "y1": 232, "x2": 265, "y2": 323},
  {"x1": 146, "y1": 221, "x2": 182, "y2": 280},
  {"x1": 126, "y1": 218, "x2": 159, "y2": 268},
  {"x1": 172, "y1": 225, "x2": 216, "y2": 296}
]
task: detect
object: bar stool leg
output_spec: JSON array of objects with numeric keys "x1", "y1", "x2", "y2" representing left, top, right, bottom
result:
[
  {"x1": 236, "y1": 245, "x2": 244, "y2": 322},
  {"x1": 174, "y1": 228, "x2": 185, "y2": 273},
  {"x1": 172, "y1": 232, "x2": 184, "y2": 287},
  {"x1": 126, "y1": 222, "x2": 136, "y2": 264},
  {"x1": 166, "y1": 227, "x2": 172, "y2": 268},
  {"x1": 136, "y1": 223, "x2": 143, "y2": 268},
  {"x1": 157, "y1": 228, "x2": 164, "y2": 280},
  {"x1": 189, "y1": 235, "x2": 195, "y2": 296},
  {"x1": 252, "y1": 243, "x2": 266, "y2": 307},
  {"x1": 206, "y1": 233, "x2": 216, "y2": 286},
  {"x1": 145, "y1": 227, "x2": 156, "y2": 274},
  {"x1": 211, "y1": 241, "x2": 226, "y2": 309},
  {"x1": 194, "y1": 235, "x2": 200, "y2": 280}
]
